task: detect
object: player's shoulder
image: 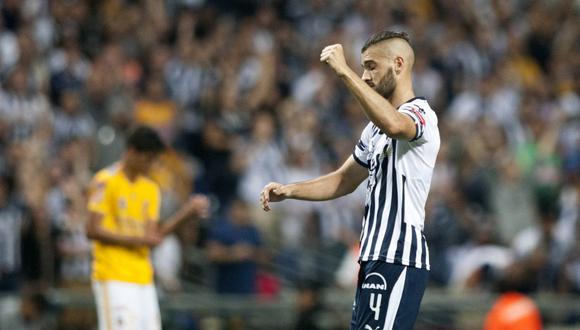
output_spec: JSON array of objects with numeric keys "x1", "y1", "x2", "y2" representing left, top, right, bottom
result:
[
  {"x1": 91, "y1": 163, "x2": 121, "y2": 185},
  {"x1": 400, "y1": 97, "x2": 433, "y2": 112},
  {"x1": 400, "y1": 97, "x2": 438, "y2": 123}
]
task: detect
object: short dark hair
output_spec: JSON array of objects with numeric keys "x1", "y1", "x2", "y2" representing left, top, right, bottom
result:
[
  {"x1": 361, "y1": 30, "x2": 411, "y2": 53},
  {"x1": 126, "y1": 126, "x2": 166, "y2": 154}
]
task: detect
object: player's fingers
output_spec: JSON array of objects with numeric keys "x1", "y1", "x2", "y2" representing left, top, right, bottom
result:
[
  {"x1": 321, "y1": 45, "x2": 336, "y2": 53},
  {"x1": 261, "y1": 197, "x2": 270, "y2": 211},
  {"x1": 261, "y1": 187, "x2": 270, "y2": 203},
  {"x1": 262, "y1": 190, "x2": 272, "y2": 209},
  {"x1": 321, "y1": 47, "x2": 335, "y2": 56},
  {"x1": 323, "y1": 44, "x2": 339, "y2": 51},
  {"x1": 259, "y1": 188, "x2": 269, "y2": 205},
  {"x1": 321, "y1": 45, "x2": 334, "y2": 53},
  {"x1": 265, "y1": 182, "x2": 279, "y2": 197}
]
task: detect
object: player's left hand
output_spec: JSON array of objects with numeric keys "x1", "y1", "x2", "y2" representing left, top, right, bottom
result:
[
  {"x1": 183, "y1": 194, "x2": 210, "y2": 219},
  {"x1": 320, "y1": 44, "x2": 349, "y2": 76}
]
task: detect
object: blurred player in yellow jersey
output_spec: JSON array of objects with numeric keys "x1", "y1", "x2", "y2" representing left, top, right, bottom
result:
[{"x1": 86, "y1": 126, "x2": 209, "y2": 330}]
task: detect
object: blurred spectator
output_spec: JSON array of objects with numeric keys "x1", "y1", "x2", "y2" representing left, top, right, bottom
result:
[
  {"x1": 236, "y1": 110, "x2": 286, "y2": 206},
  {"x1": 294, "y1": 281, "x2": 324, "y2": 330},
  {"x1": 53, "y1": 194, "x2": 91, "y2": 286},
  {"x1": 182, "y1": 119, "x2": 239, "y2": 209},
  {"x1": 52, "y1": 88, "x2": 95, "y2": 147},
  {"x1": 512, "y1": 189, "x2": 568, "y2": 291},
  {"x1": 0, "y1": 65, "x2": 52, "y2": 142},
  {"x1": 207, "y1": 198, "x2": 263, "y2": 294},
  {"x1": 448, "y1": 220, "x2": 514, "y2": 291},
  {"x1": 48, "y1": 39, "x2": 90, "y2": 104},
  {"x1": 0, "y1": 175, "x2": 26, "y2": 292},
  {"x1": 491, "y1": 154, "x2": 536, "y2": 244},
  {"x1": 133, "y1": 78, "x2": 178, "y2": 144}
]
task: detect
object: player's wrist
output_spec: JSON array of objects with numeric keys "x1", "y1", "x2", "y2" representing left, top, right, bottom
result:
[
  {"x1": 335, "y1": 65, "x2": 350, "y2": 78},
  {"x1": 338, "y1": 66, "x2": 357, "y2": 81},
  {"x1": 282, "y1": 184, "x2": 294, "y2": 199}
]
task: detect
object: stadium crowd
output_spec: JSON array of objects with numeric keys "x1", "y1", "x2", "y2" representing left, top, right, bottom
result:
[{"x1": 0, "y1": 0, "x2": 578, "y2": 328}]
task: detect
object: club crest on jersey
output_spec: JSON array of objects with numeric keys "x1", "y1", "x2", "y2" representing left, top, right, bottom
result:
[
  {"x1": 361, "y1": 272, "x2": 388, "y2": 291},
  {"x1": 118, "y1": 198, "x2": 127, "y2": 210}
]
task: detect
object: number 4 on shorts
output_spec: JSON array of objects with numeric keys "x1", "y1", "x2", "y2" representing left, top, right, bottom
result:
[{"x1": 370, "y1": 293, "x2": 382, "y2": 320}]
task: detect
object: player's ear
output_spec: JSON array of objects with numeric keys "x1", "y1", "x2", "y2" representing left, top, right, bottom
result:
[{"x1": 394, "y1": 56, "x2": 404, "y2": 75}]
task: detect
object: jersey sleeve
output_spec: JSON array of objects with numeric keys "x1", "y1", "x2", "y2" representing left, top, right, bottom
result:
[
  {"x1": 352, "y1": 124, "x2": 372, "y2": 168},
  {"x1": 399, "y1": 104, "x2": 428, "y2": 142},
  {"x1": 87, "y1": 176, "x2": 112, "y2": 216}
]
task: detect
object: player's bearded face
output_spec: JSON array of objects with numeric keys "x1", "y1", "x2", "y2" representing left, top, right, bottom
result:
[
  {"x1": 375, "y1": 67, "x2": 397, "y2": 99},
  {"x1": 128, "y1": 151, "x2": 157, "y2": 174}
]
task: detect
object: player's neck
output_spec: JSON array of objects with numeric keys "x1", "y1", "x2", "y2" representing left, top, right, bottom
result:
[
  {"x1": 390, "y1": 83, "x2": 415, "y2": 108},
  {"x1": 120, "y1": 161, "x2": 140, "y2": 182}
]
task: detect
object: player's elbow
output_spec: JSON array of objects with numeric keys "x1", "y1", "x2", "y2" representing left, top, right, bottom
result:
[
  {"x1": 379, "y1": 121, "x2": 404, "y2": 138},
  {"x1": 86, "y1": 212, "x2": 105, "y2": 240},
  {"x1": 85, "y1": 227, "x2": 97, "y2": 240},
  {"x1": 336, "y1": 173, "x2": 358, "y2": 196},
  {"x1": 85, "y1": 223, "x2": 97, "y2": 240},
  {"x1": 85, "y1": 219, "x2": 100, "y2": 240},
  {"x1": 380, "y1": 120, "x2": 413, "y2": 140}
]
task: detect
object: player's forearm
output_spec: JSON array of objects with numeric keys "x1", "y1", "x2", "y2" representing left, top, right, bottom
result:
[
  {"x1": 158, "y1": 207, "x2": 191, "y2": 237},
  {"x1": 207, "y1": 243, "x2": 257, "y2": 263},
  {"x1": 340, "y1": 69, "x2": 409, "y2": 138},
  {"x1": 285, "y1": 171, "x2": 353, "y2": 201},
  {"x1": 207, "y1": 245, "x2": 239, "y2": 264},
  {"x1": 86, "y1": 228, "x2": 144, "y2": 248}
]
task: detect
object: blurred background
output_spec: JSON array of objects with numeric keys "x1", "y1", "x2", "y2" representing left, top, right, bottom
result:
[{"x1": 0, "y1": 0, "x2": 578, "y2": 329}]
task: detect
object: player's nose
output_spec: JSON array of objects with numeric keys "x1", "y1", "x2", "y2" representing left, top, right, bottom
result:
[{"x1": 362, "y1": 71, "x2": 373, "y2": 86}]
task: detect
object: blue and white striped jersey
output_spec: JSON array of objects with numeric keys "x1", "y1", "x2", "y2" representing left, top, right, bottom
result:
[{"x1": 353, "y1": 97, "x2": 440, "y2": 270}]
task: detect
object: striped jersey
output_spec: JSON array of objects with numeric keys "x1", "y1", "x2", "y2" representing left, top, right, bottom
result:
[{"x1": 353, "y1": 97, "x2": 440, "y2": 270}]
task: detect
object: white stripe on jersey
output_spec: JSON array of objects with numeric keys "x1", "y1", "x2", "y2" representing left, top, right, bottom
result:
[
  {"x1": 402, "y1": 223, "x2": 413, "y2": 264},
  {"x1": 414, "y1": 226, "x2": 423, "y2": 269},
  {"x1": 353, "y1": 97, "x2": 440, "y2": 270}
]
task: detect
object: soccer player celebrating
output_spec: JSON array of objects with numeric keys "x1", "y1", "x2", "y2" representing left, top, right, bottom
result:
[
  {"x1": 86, "y1": 126, "x2": 209, "y2": 330},
  {"x1": 261, "y1": 31, "x2": 440, "y2": 329}
]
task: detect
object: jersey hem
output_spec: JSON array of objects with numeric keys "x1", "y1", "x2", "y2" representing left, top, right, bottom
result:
[
  {"x1": 91, "y1": 274, "x2": 154, "y2": 285},
  {"x1": 358, "y1": 255, "x2": 430, "y2": 271}
]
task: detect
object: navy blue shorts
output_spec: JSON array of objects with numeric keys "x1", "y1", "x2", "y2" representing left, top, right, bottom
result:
[{"x1": 350, "y1": 261, "x2": 428, "y2": 330}]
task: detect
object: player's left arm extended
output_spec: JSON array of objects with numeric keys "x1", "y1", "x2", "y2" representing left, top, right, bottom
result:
[
  {"x1": 154, "y1": 194, "x2": 210, "y2": 237},
  {"x1": 320, "y1": 44, "x2": 416, "y2": 140}
]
